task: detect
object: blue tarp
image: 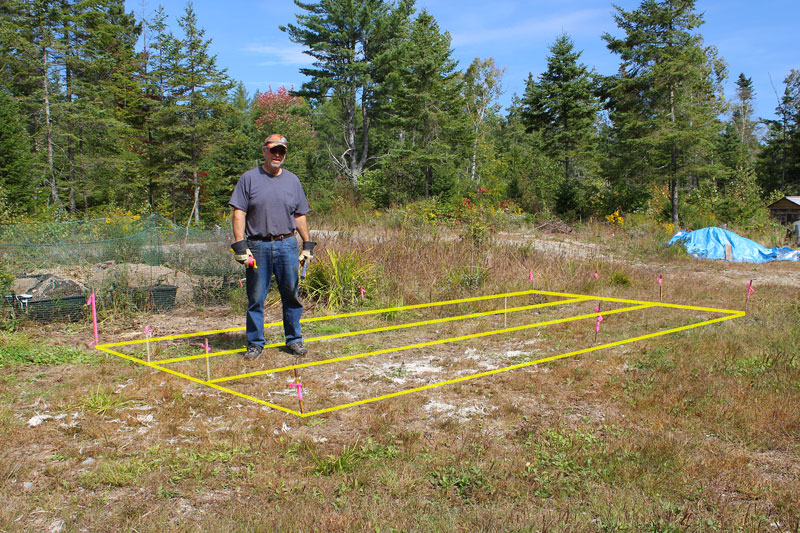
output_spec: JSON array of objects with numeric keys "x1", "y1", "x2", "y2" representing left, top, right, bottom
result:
[{"x1": 667, "y1": 226, "x2": 800, "y2": 263}]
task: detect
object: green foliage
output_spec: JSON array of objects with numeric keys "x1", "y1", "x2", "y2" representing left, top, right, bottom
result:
[
  {"x1": 303, "y1": 249, "x2": 377, "y2": 311},
  {"x1": 365, "y1": 11, "x2": 466, "y2": 205},
  {"x1": 609, "y1": 271, "x2": 631, "y2": 287},
  {"x1": 428, "y1": 463, "x2": 492, "y2": 500},
  {"x1": 757, "y1": 69, "x2": 800, "y2": 195},
  {"x1": 0, "y1": 333, "x2": 103, "y2": 366},
  {"x1": 0, "y1": 261, "x2": 12, "y2": 295},
  {"x1": 446, "y1": 266, "x2": 489, "y2": 292},
  {"x1": 603, "y1": 0, "x2": 727, "y2": 225},
  {"x1": 308, "y1": 441, "x2": 363, "y2": 475},
  {"x1": 521, "y1": 33, "x2": 600, "y2": 185},
  {"x1": 633, "y1": 347, "x2": 676, "y2": 372},
  {"x1": 306, "y1": 438, "x2": 396, "y2": 476},
  {"x1": 555, "y1": 178, "x2": 600, "y2": 220},
  {"x1": 81, "y1": 385, "x2": 131, "y2": 415},
  {"x1": 462, "y1": 58, "x2": 506, "y2": 187},
  {"x1": 283, "y1": 0, "x2": 415, "y2": 187},
  {"x1": 79, "y1": 458, "x2": 149, "y2": 489},
  {"x1": 0, "y1": 0, "x2": 793, "y2": 236},
  {"x1": 0, "y1": 90, "x2": 33, "y2": 215}
]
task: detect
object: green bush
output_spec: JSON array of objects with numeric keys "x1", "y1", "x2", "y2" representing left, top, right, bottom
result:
[
  {"x1": 0, "y1": 261, "x2": 12, "y2": 294},
  {"x1": 609, "y1": 270, "x2": 632, "y2": 286},
  {"x1": 303, "y1": 249, "x2": 377, "y2": 311}
]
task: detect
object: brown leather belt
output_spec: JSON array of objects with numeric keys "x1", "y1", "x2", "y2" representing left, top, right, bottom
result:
[{"x1": 248, "y1": 232, "x2": 295, "y2": 242}]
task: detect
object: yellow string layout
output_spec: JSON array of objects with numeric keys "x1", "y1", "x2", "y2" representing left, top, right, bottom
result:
[{"x1": 94, "y1": 289, "x2": 745, "y2": 417}]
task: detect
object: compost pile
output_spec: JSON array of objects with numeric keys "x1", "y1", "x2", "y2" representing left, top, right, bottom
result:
[{"x1": 23, "y1": 274, "x2": 88, "y2": 301}]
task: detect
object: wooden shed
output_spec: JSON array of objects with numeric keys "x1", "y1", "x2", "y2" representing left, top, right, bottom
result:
[{"x1": 767, "y1": 196, "x2": 800, "y2": 224}]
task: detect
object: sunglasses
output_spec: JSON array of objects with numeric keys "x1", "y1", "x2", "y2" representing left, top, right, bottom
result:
[{"x1": 266, "y1": 146, "x2": 287, "y2": 156}]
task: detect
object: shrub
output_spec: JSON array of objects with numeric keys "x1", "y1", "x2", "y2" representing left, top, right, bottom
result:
[
  {"x1": 0, "y1": 261, "x2": 12, "y2": 295},
  {"x1": 609, "y1": 271, "x2": 631, "y2": 286},
  {"x1": 303, "y1": 249, "x2": 377, "y2": 311}
]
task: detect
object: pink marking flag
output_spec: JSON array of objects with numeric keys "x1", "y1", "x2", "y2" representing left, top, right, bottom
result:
[
  {"x1": 359, "y1": 286, "x2": 366, "y2": 300},
  {"x1": 593, "y1": 271, "x2": 598, "y2": 279},
  {"x1": 288, "y1": 381, "x2": 303, "y2": 401},
  {"x1": 746, "y1": 280, "x2": 755, "y2": 302},
  {"x1": 528, "y1": 271, "x2": 534, "y2": 282},
  {"x1": 593, "y1": 304, "x2": 603, "y2": 342}
]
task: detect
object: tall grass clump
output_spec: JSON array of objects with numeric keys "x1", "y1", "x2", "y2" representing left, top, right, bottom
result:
[
  {"x1": 80, "y1": 385, "x2": 131, "y2": 415},
  {"x1": 303, "y1": 249, "x2": 377, "y2": 311}
]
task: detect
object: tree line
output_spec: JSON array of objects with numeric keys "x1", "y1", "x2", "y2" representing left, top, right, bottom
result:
[{"x1": 0, "y1": 0, "x2": 798, "y2": 228}]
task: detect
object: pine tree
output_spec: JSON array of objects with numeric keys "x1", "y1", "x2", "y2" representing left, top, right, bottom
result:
[
  {"x1": 373, "y1": 10, "x2": 465, "y2": 203},
  {"x1": 140, "y1": 5, "x2": 178, "y2": 214},
  {"x1": 58, "y1": 0, "x2": 143, "y2": 214},
  {"x1": 521, "y1": 33, "x2": 599, "y2": 184},
  {"x1": 732, "y1": 74, "x2": 760, "y2": 163},
  {"x1": 282, "y1": 0, "x2": 415, "y2": 187},
  {"x1": 143, "y1": 2, "x2": 234, "y2": 224},
  {"x1": 759, "y1": 70, "x2": 800, "y2": 194},
  {"x1": 0, "y1": 89, "x2": 34, "y2": 214},
  {"x1": 175, "y1": 3, "x2": 235, "y2": 224},
  {"x1": 603, "y1": 0, "x2": 727, "y2": 224}
]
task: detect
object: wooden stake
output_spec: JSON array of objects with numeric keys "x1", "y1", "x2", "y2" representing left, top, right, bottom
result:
[
  {"x1": 205, "y1": 338, "x2": 210, "y2": 381},
  {"x1": 145, "y1": 326, "x2": 151, "y2": 363}
]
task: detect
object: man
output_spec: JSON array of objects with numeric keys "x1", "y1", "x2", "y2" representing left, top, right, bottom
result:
[
  {"x1": 229, "y1": 134, "x2": 316, "y2": 360},
  {"x1": 793, "y1": 218, "x2": 800, "y2": 246}
]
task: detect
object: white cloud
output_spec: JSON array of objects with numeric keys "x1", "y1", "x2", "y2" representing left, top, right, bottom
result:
[
  {"x1": 242, "y1": 44, "x2": 314, "y2": 66},
  {"x1": 241, "y1": 81, "x2": 301, "y2": 90},
  {"x1": 449, "y1": 8, "x2": 609, "y2": 48}
]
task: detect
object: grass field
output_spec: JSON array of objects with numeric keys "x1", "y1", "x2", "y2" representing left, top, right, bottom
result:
[{"x1": 1, "y1": 220, "x2": 799, "y2": 531}]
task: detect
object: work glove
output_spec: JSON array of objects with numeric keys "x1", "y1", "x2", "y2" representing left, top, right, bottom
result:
[
  {"x1": 231, "y1": 239, "x2": 255, "y2": 267},
  {"x1": 299, "y1": 241, "x2": 317, "y2": 264}
]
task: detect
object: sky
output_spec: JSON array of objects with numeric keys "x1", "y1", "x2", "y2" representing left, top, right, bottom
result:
[{"x1": 124, "y1": 0, "x2": 799, "y2": 122}]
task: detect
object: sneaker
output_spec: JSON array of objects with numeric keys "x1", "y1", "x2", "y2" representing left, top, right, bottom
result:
[
  {"x1": 287, "y1": 341, "x2": 307, "y2": 357},
  {"x1": 243, "y1": 344, "x2": 263, "y2": 360}
]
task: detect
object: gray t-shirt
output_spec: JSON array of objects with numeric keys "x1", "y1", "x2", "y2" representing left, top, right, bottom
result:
[{"x1": 229, "y1": 166, "x2": 310, "y2": 238}]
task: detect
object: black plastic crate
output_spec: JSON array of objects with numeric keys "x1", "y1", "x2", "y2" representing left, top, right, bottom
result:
[
  {"x1": 124, "y1": 285, "x2": 178, "y2": 311},
  {"x1": 7, "y1": 294, "x2": 89, "y2": 322}
]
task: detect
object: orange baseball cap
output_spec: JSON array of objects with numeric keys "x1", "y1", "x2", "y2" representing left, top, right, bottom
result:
[{"x1": 263, "y1": 134, "x2": 288, "y2": 148}]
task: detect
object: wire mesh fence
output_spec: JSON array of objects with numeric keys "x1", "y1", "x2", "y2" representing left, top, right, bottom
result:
[{"x1": 0, "y1": 214, "x2": 244, "y2": 321}]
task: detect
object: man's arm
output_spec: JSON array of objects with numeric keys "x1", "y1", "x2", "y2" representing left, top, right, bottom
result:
[
  {"x1": 232, "y1": 208, "x2": 246, "y2": 241},
  {"x1": 294, "y1": 214, "x2": 310, "y2": 242}
]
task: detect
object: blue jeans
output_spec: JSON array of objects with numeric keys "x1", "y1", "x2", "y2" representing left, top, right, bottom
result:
[{"x1": 245, "y1": 238, "x2": 303, "y2": 347}]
